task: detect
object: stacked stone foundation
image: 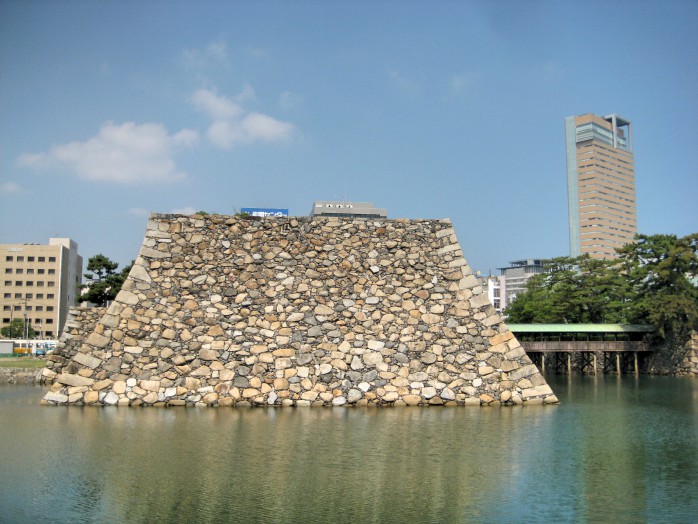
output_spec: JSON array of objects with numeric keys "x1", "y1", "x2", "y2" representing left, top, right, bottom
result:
[{"x1": 42, "y1": 214, "x2": 558, "y2": 407}]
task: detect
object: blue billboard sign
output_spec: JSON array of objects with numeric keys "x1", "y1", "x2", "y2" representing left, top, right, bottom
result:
[{"x1": 241, "y1": 208, "x2": 289, "y2": 218}]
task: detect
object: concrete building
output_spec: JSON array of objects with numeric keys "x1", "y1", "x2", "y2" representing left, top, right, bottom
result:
[
  {"x1": 310, "y1": 201, "x2": 387, "y2": 218},
  {"x1": 497, "y1": 259, "x2": 547, "y2": 310},
  {"x1": 1, "y1": 238, "x2": 83, "y2": 338},
  {"x1": 480, "y1": 274, "x2": 505, "y2": 314},
  {"x1": 565, "y1": 113, "x2": 637, "y2": 259}
]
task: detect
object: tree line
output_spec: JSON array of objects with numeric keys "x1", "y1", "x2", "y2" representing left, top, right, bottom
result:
[{"x1": 505, "y1": 233, "x2": 698, "y2": 365}]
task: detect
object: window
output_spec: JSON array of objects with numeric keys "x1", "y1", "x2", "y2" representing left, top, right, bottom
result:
[
  {"x1": 4, "y1": 281, "x2": 10, "y2": 286},
  {"x1": 17, "y1": 256, "x2": 24, "y2": 262},
  {"x1": 48, "y1": 257, "x2": 56, "y2": 262},
  {"x1": 14, "y1": 293, "x2": 21, "y2": 299},
  {"x1": 46, "y1": 318, "x2": 53, "y2": 324},
  {"x1": 47, "y1": 281, "x2": 55, "y2": 287},
  {"x1": 46, "y1": 331, "x2": 53, "y2": 337},
  {"x1": 47, "y1": 305, "x2": 54, "y2": 311},
  {"x1": 26, "y1": 281, "x2": 33, "y2": 287},
  {"x1": 2, "y1": 318, "x2": 9, "y2": 324},
  {"x1": 13, "y1": 305, "x2": 21, "y2": 311},
  {"x1": 25, "y1": 293, "x2": 33, "y2": 299},
  {"x1": 38, "y1": 257, "x2": 45, "y2": 262},
  {"x1": 2, "y1": 306, "x2": 9, "y2": 311},
  {"x1": 27, "y1": 256, "x2": 34, "y2": 262},
  {"x1": 3, "y1": 293, "x2": 9, "y2": 299},
  {"x1": 38, "y1": 269, "x2": 45, "y2": 274},
  {"x1": 48, "y1": 269, "x2": 56, "y2": 275},
  {"x1": 37, "y1": 281, "x2": 44, "y2": 287},
  {"x1": 27, "y1": 269, "x2": 34, "y2": 274},
  {"x1": 35, "y1": 306, "x2": 43, "y2": 312},
  {"x1": 25, "y1": 306, "x2": 32, "y2": 311},
  {"x1": 15, "y1": 281, "x2": 22, "y2": 286},
  {"x1": 47, "y1": 294, "x2": 54, "y2": 299},
  {"x1": 4, "y1": 268, "x2": 11, "y2": 274},
  {"x1": 36, "y1": 294, "x2": 43, "y2": 299},
  {"x1": 5, "y1": 256, "x2": 12, "y2": 262},
  {"x1": 15, "y1": 269, "x2": 23, "y2": 274}
]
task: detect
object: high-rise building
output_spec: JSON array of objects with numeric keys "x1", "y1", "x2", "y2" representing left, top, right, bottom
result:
[
  {"x1": 565, "y1": 114, "x2": 636, "y2": 259},
  {"x1": 1, "y1": 238, "x2": 82, "y2": 338}
]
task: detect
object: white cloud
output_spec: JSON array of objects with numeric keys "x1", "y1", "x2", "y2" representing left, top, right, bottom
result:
[
  {"x1": 192, "y1": 88, "x2": 295, "y2": 150},
  {"x1": 450, "y1": 72, "x2": 482, "y2": 95},
  {"x1": 192, "y1": 89, "x2": 244, "y2": 120},
  {"x1": 183, "y1": 39, "x2": 228, "y2": 71},
  {"x1": 242, "y1": 46, "x2": 270, "y2": 59},
  {"x1": 236, "y1": 84, "x2": 257, "y2": 104},
  {"x1": 18, "y1": 121, "x2": 198, "y2": 184},
  {"x1": 126, "y1": 207, "x2": 150, "y2": 217},
  {"x1": 170, "y1": 206, "x2": 198, "y2": 215},
  {"x1": 279, "y1": 91, "x2": 304, "y2": 111},
  {"x1": 0, "y1": 181, "x2": 21, "y2": 194},
  {"x1": 243, "y1": 112, "x2": 295, "y2": 142},
  {"x1": 388, "y1": 69, "x2": 420, "y2": 95}
]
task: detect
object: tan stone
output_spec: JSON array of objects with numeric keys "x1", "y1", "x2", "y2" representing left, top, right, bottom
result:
[
  {"x1": 140, "y1": 380, "x2": 160, "y2": 392},
  {"x1": 242, "y1": 388, "x2": 259, "y2": 399}
]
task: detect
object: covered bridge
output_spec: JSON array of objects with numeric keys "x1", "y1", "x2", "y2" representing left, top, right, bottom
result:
[{"x1": 508, "y1": 324, "x2": 655, "y2": 375}]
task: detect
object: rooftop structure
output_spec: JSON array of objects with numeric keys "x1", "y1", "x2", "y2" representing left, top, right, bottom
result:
[{"x1": 310, "y1": 201, "x2": 387, "y2": 219}]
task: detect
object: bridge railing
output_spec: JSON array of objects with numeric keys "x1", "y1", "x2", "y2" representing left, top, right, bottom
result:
[{"x1": 521, "y1": 340, "x2": 650, "y2": 353}]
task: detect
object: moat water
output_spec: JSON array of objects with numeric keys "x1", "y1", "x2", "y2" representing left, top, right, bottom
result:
[{"x1": 1, "y1": 375, "x2": 696, "y2": 523}]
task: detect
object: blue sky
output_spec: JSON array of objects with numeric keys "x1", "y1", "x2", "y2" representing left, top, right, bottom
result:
[{"x1": 1, "y1": 1, "x2": 696, "y2": 275}]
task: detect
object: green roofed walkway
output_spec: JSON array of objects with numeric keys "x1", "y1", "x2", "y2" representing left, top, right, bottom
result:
[{"x1": 508, "y1": 324, "x2": 655, "y2": 375}]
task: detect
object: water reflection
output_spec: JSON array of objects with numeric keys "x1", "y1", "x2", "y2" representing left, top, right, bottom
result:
[{"x1": 1, "y1": 378, "x2": 696, "y2": 523}]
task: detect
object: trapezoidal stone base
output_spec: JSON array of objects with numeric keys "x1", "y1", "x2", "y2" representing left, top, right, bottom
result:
[{"x1": 42, "y1": 214, "x2": 558, "y2": 407}]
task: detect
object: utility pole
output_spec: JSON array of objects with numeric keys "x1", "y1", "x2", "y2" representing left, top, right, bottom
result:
[{"x1": 23, "y1": 296, "x2": 28, "y2": 344}]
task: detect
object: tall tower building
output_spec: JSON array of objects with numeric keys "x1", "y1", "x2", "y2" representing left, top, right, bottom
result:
[{"x1": 565, "y1": 114, "x2": 636, "y2": 259}]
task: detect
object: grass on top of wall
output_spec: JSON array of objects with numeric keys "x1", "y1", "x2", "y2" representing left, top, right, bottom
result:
[{"x1": 0, "y1": 357, "x2": 47, "y2": 369}]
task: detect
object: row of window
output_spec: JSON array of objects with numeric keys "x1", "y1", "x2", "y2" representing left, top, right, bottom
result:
[
  {"x1": 3, "y1": 293, "x2": 55, "y2": 300},
  {"x1": 3, "y1": 281, "x2": 55, "y2": 287},
  {"x1": 2, "y1": 305, "x2": 54, "y2": 314},
  {"x1": 5, "y1": 268, "x2": 55, "y2": 274},
  {"x1": 4, "y1": 255, "x2": 56, "y2": 263},
  {"x1": 0, "y1": 318, "x2": 54, "y2": 337}
]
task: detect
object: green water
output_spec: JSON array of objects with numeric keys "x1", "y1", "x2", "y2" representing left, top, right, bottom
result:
[{"x1": 1, "y1": 375, "x2": 696, "y2": 523}]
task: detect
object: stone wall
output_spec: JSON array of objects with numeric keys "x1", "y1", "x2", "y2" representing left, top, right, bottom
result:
[
  {"x1": 41, "y1": 306, "x2": 106, "y2": 384},
  {"x1": 676, "y1": 332, "x2": 698, "y2": 377},
  {"x1": 42, "y1": 214, "x2": 558, "y2": 407},
  {"x1": 0, "y1": 367, "x2": 42, "y2": 384}
]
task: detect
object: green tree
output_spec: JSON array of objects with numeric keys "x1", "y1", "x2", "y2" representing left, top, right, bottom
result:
[
  {"x1": 79, "y1": 255, "x2": 133, "y2": 306},
  {"x1": 1, "y1": 318, "x2": 37, "y2": 338},
  {"x1": 617, "y1": 233, "x2": 698, "y2": 344},
  {"x1": 505, "y1": 255, "x2": 631, "y2": 324},
  {"x1": 506, "y1": 233, "x2": 698, "y2": 371}
]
